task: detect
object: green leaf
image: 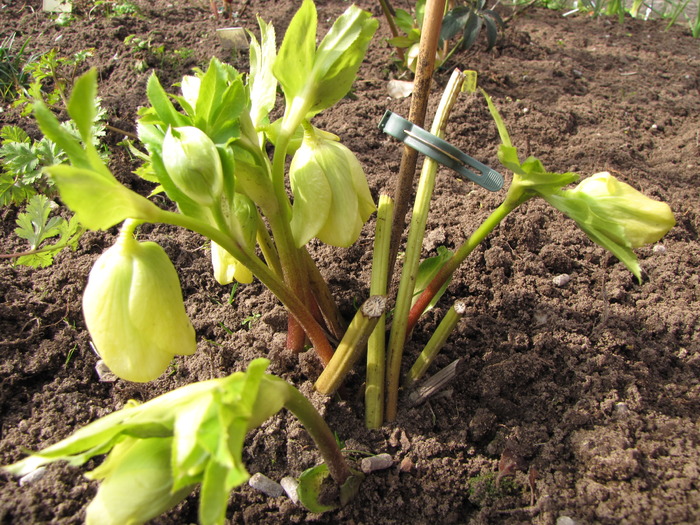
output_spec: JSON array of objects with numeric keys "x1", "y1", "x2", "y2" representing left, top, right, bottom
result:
[
  {"x1": 33, "y1": 99, "x2": 95, "y2": 174},
  {"x1": 248, "y1": 17, "x2": 277, "y2": 128},
  {"x1": 47, "y1": 164, "x2": 163, "y2": 230},
  {"x1": 67, "y1": 69, "x2": 97, "y2": 145},
  {"x1": 413, "y1": 246, "x2": 454, "y2": 312},
  {"x1": 14, "y1": 194, "x2": 62, "y2": 250},
  {"x1": 441, "y1": 6, "x2": 471, "y2": 40},
  {"x1": 146, "y1": 73, "x2": 189, "y2": 128},
  {"x1": 199, "y1": 459, "x2": 231, "y2": 525},
  {"x1": 309, "y1": 5, "x2": 378, "y2": 115},
  {"x1": 273, "y1": 0, "x2": 316, "y2": 104},
  {"x1": 462, "y1": 13, "x2": 483, "y2": 51},
  {"x1": 297, "y1": 464, "x2": 338, "y2": 513},
  {"x1": 0, "y1": 141, "x2": 39, "y2": 175},
  {"x1": 0, "y1": 125, "x2": 30, "y2": 143},
  {"x1": 480, "y1": 89, "x2": 512, "y2": 147}
]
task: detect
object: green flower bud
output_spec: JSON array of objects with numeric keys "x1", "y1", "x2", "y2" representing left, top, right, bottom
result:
[
  {"x1": 289, "y1": 128, "x2": 375, "y2": 247},
  {"x1": 85, "y1": 437, "x2": 194, "y2": 525},
  {"x1": 162, "y1": 126, "x2": 224, "y2": 206},
  {"x1": 544, "y1": 172, "x2": 675, "y2": 280},
  {"x1": 569, "y1": 172, "x2": 675, "y2": 247},
  {"x1": 211, "y1": 240, "x2": 253, "y2": 285},
  {"x1": 83, "y1": 228, "x2": 196, "y2": 382}
]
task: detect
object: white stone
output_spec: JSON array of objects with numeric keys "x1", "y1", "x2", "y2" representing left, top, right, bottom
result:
[
  {"x1": 248, "y1": 473, "x2": 284, "y2": 498},
  {"x1": 361, "y1": 453, "x2": 393, "y2": 474},
  {"x1": 280, "y1": 476, "x2": 299, "y2": 504},
  {"x1": 552, "y1": 274, "x2": 571, "y2": 287},
  {"x1": 19, "y1": 467, "x2": 47, "y2": 486}
]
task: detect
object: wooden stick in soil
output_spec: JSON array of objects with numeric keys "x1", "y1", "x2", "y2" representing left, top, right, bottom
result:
[
  {"x1": 315, "y1": 295, "x2": 386, "y2": 395},
  {"x1": 387, "y1": 0, "x2": 446, "y2": 282}
]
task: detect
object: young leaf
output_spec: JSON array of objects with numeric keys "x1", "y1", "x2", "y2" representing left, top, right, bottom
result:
[
  {"x1": 273, "y1": 0, "x2": 316, "y2": 105},
  {"x1": 47, "y1": 164, "x2": 163, "y2": 229},
  {"x1": 146, "y1": 73, "x2": 190, "y2": 128},
  {"x1": 14, "y1": 194, "x2": 63, "y2": 250},
  {"x1": 248, "y1": 17, "x2": 277, "y2": 129},
  {"x1": 309, "y1": 5, "x2": 378, "y2": 115}
]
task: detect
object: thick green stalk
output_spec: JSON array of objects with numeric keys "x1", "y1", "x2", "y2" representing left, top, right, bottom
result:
[
  {"x1": 406, "y1": 300, "x2": 466, "y2": 387},
  {"x1": 315, "y1": 296, "x2": 386, "y2": 395},
  {"x1": 385, "y1": 69, "x2": 466, "y2": 422},
  {"x1": 365, "y1": 195, "x2": 394, "y2": 429},
  {"x1": 156, "y1": 209, "x2": 334, "y2": 364},
  {"x1": 281, "y1": 379, "x2": 353, "y2": 486}
]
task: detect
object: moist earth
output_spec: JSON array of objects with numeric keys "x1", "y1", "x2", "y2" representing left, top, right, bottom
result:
[{"x1": 0, "y1": 1, "x2": 699, "y2": 524}]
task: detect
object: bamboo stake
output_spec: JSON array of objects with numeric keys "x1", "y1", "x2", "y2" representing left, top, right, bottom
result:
[{"x1": 387, "y1": 0, "x2": 446, "y2": 282}]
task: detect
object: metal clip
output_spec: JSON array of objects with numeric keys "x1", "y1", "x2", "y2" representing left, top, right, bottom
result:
[{"x1": 378, "y1": 110, "x2": 504, "y2": 192}]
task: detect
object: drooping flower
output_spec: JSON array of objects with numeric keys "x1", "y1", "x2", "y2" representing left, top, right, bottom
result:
[
  {"x1": 211, "y1": 241, "x2": 253, "y2": 285},
  {"x1": 83, "y1": 226, "x2": 196, "y2": 382},
  {"x1": 289, "y1": 126, "x2": 375, "y2": 247},
  {"x1": 85, "y1": 437, "x2": 194, "y2": 525}
]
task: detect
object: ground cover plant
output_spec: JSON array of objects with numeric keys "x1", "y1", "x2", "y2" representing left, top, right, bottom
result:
[{"x1": 1, "y1": 0, "x2": 699, "y2": 523}]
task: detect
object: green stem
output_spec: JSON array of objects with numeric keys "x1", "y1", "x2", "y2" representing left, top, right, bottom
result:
[
  {"x1": 405, "y1": 197, "x2": 525, "y2": 335},
  {"x1": 282, "y1": 379, "x2": 353, "y2": 485},
  {"x1": 385, "y1": 69, "x2": 466, "y2": 423},
  {"x1": 315, "y1": 296, "x2": 386, "y2": 395},
  {"x1": 157, "y1": 210, "x2": 334, "y2": 364},
  {"x1": 406, "y1": 300, "x2": 466, "y2": 387},
  {"x1": 365, "y1": 195, "x2": 394, "y2": 429},
  {"x1": 378, "y1": 0, "x2": 405, "y2": 61}
]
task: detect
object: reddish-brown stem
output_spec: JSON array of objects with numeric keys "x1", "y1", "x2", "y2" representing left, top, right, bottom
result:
[{"x1": 406, "y1": 265, "x2": 452, "y2": 335}]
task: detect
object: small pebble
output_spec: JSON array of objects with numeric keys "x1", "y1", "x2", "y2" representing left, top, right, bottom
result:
[
  {"x1": 19, "y1": 467, "x2": 47, "y2": 487},
  {"x1": 361, "y1": 453, "x2": 393, "y2": 474},
  {"x1": 280, "y1": 476, "x2": 299, "y2": 503},
  {"x1": 652, "y1": 244, "x2": 667, "y2": 254},
  {"x1": 95, "y1": 360, "x2": 118, "y2": 382},
  {"x1": 248, "y1": 473, "x2": 284, "y2": 498},
  {"x1": 556, "y1": 517, "x2": 577, "y2": 525},
  {"x1": 552, "y1": 274, "x2": 571, "y2": 287},
  {"x1": 614, "y1": 402, "x2": 631, "y2": 418},
  {"x1": 399, "y1": 457, "x2": 414, "y2": 473}
]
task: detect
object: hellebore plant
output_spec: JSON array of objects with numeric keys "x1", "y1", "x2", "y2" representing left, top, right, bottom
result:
[
  {"x1": 4, "y1": 359, "x2": 361, "y2": 524},
  {"x1": 31, "y1": 0, "x2": 378, "y2": 381},
  {"x1": 376, "y1": 77, "x2": 676, "y2": 422}
]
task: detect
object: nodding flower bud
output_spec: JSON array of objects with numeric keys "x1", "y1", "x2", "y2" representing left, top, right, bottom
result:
[
  {"x1": 544, "y1": 172, "x2": 675, "y2": 280},
  {"x1": 289, "y1": 127, "x2": 375, "y2": 247},
  {"x1": 85, "y1": 437, "x2": 194, "y2": 525},
  {"x1": 567, "y1": 172, "x2": 675, "y2": 248},
  {"x1": 83, "y1": 228, "x2": 196, "y2": 382},
  {"x1": 162, "y1": 126, "x2": 224, "y2": 207}
]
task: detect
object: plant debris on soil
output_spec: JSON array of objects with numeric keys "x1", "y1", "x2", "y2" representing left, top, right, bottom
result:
[{"x1": 1, "y1": 1, "x2": 699, "y2": 524}]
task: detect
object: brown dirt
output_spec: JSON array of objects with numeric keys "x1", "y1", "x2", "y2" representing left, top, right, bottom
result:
[{"x1": 1, "y1": 0, "x2": 699, "y2": 524}]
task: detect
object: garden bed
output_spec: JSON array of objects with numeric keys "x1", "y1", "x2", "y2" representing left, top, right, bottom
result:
[{"x1": 1, "y1": 0, "x2": 699, "y2": 523}]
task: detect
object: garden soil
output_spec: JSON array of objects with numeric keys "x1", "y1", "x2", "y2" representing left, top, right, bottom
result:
[{"x1": 1, "y1": 0, "x2": 699, "y2": 523}]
